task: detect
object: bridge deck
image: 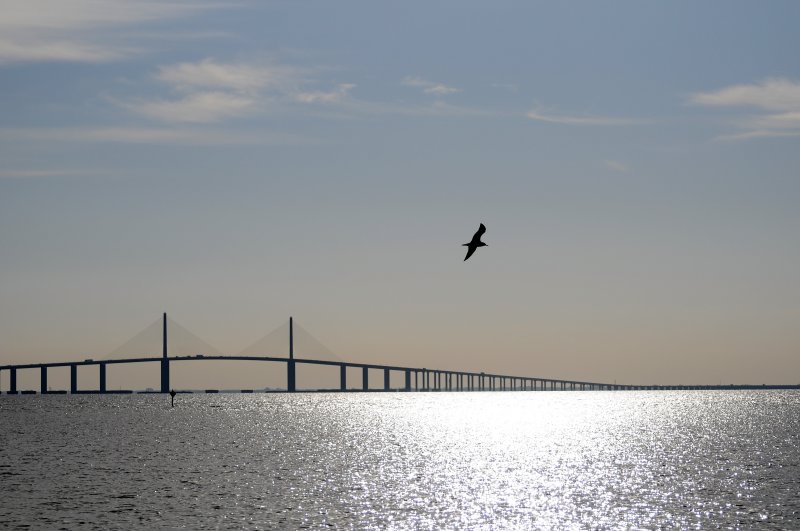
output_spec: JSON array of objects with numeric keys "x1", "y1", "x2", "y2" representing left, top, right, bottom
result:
[{"x1": 2, "y1": 355, "x2": 798, "y2": 394}]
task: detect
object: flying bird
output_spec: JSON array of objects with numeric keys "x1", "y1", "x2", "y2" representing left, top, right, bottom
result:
[{"x1": 462, "y1": 223, "x2": 487, "y2": 261}]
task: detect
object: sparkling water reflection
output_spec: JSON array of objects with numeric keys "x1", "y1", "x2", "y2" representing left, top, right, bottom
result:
[{"x1": 1, "y1": 391, "x2": 798, "y2": 529}]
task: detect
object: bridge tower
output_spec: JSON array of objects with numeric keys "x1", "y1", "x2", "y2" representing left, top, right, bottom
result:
[
  {"x1": 160, "y1": 312, "x2": 170, "y2": 393},
  {"x1": 287, "y1": 317, "x2": 296, "y2": 392}
]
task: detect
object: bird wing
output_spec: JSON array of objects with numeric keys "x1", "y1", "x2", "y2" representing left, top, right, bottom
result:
[
  {"x1": 474, "y1": 223, "x2": 486, "y2": 238},
  {"x1": 464, "y1": 245, "x2": 477, "y2": 261}
]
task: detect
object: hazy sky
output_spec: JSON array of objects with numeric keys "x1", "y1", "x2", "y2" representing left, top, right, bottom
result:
[{"x1": 2, "y1": 1, "x2": 799, "y2": 388}]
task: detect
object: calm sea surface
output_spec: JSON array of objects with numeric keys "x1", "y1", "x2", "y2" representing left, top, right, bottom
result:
[{"x1": 1, "y1": 391, "x2": 798, "y2": 529}]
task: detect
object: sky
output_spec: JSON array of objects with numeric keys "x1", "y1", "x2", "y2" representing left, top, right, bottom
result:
[{"x1": 1, "y1": 1, "x2": 799, "y2": 389}]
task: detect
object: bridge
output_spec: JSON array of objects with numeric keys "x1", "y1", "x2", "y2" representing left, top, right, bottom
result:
[{"x1": 1, "y1": 314, "x2": 797, "y2": 395}]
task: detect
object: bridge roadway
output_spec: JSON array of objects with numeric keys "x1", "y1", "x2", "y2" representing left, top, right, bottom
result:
[{"x1": 2, "y1": 355, "x2": 798, "y2": 395}]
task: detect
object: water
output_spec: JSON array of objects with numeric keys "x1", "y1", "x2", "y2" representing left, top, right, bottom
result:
[{"x1": 1, "y1": 391, "x2": 798, "y2": 529}]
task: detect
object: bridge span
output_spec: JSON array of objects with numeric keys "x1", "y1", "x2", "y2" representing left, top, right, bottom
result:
[{"x1": 2, "y1": 315, "x2": 798, "y2": 395}]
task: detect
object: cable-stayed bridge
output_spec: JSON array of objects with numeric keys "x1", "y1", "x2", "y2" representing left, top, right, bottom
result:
[{"x1": 1, "y1": 314, "x2": 797, "y2": 394}]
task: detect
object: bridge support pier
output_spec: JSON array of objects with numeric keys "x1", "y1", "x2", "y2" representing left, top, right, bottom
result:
[
  {"x1": 384, "y1": 368, "x2": 390, "y2": 391},
  {"x1": 287, "y1": 361, "x2": 296, "y2": 392},
  {"x1": 340, "y1": 364, "x2": 347, "y2": 391},
  {"x1": 404, "y1": 370, "x2": 411, "y2": 391},
  {"x1": 10, "y1": 368, "x2": 17, "y2": 394},
  {"x1": 161, "y1": 312, "x2": 170, "y2": 393},
  {"x1": 100, "y1": 363, "x2": 106, "y2": 393},
  {"x1": 41, "y1": 366, "x2": 47, "y2": 394},
  {"x1": 362, "y1": 367, "x2": 369, "y2": 391},
  {"x1": 161, "y1": 359, "x2": 170, "y2": 394},
  {"x1": 70, "y1": 364, "x2": 77, "y2": 394}
]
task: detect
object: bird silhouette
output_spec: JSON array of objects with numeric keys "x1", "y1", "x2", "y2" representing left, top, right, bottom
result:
[{"x1": 462, "y1": 223, "x2": 487, "y2": 261}]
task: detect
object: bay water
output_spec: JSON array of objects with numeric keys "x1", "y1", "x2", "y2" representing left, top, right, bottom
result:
[{"x1": 1, "y1": 391, "x2": 798, "y2": 529}]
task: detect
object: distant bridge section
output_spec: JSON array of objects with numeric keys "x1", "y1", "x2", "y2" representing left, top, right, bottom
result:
[{"x1": 2, "y1": 314, "x2": 798, "y2": 395}]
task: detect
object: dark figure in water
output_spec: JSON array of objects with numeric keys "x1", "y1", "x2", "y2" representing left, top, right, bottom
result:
[
  {"x1": 462, "y1": 223, "x2": 488, "y2": 261},
  {"x1": 170, "y1": 389, "x2": 176, "y2": 407}
]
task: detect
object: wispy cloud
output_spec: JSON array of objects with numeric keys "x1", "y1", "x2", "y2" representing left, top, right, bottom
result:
[
  {"x1": 131, "y1": 92, "x2": 256, "y2": 123},
  {"x1": 690, "y1": 78, "x2": 800, "y2": 141},
  {"x1": 527, "y1": 107, "x2": 638, "y2": 126},
  {"x1": 403, "y1": 76, "x2": 461, "y2": 96},
  {"x1": 0, "y1": 40, "x2": 127, "y2": 63},
  {"x1": 0, "y1": 127, "x2": 309, "y2": 146},
  {"x1": 127, "y1": 58, "x2": 354, "y2": 123},
  {"x1": 156, "y1": 59, "x2": 306, "y2": 94},
  {"x1": 330, "y1": 99, "x2": 495, "y2": 118},
  {"x1": 0, "y1": 0, "x2": 221, "y2": 64},
  {"x1": 0, "y1": 169, "x2": 103, "y2": 179},
  {"x1": 691, "y1": 78, "x2": 800, "y2": 111},
  {"x1": 714, "y1": 129, "x2": 800, "y2": 142},
  {"x1": 295, "y1": 83, "x2": 355, "y2": 104},
  {"x1": 603, "y1": 160, "x2": 630, "y2": 173}
]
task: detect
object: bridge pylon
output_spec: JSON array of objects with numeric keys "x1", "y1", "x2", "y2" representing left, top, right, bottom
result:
[{"x1": 160, "y1": 312, "x2": 170, "y2": 393}]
